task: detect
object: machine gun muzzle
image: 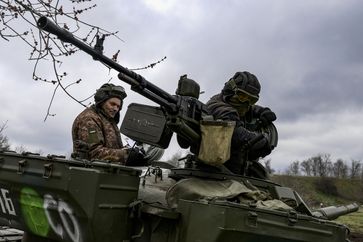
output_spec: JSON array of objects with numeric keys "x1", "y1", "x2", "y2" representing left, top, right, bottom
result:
[
  {"x1": 312, "y1": 202, "x2": 359, "y2": 220},
  {"x1": 37, "y1": 16, "x2": 74, "y2": 43}
]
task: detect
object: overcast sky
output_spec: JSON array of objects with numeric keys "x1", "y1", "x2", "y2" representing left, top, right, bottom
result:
[{"x1": 0, "y1": 0, "x2": 362, "y2": 172}]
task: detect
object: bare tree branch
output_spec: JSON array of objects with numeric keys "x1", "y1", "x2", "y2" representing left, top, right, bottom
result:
[{"x1": 0, "y1": 0, "x2": 166, "y2": 120}]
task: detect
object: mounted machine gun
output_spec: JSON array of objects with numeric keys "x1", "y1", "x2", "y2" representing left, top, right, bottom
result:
[
  {"x1": 37, "y1": 16, "x2": 206, "y2": 155},
  {"x1": 36, "y1": 16, "x2": 278, "y2": 175}
]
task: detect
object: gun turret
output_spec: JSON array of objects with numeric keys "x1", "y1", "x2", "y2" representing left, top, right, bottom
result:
[
  {"x1": 37, "y1": 16, "x2": 208, "y2": 153},
  {"x1": 312, "y1": 203, "x2": 359, "y2": 220}
]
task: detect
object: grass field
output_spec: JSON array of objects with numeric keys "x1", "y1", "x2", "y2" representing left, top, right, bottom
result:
[{"x1": 271, "y1": 175, "x2": 363, "y2": 207}]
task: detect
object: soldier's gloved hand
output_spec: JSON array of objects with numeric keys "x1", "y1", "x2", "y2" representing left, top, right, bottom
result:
[
  {"x1": 248, "y1": 136, "x2": 272, "y2": 160},
  {"x1": 252, "y1": 105, "x2": 276, "y2": 126},
  {"x1": 125, "y1": 147, "x2": 147, "y2": 166}
]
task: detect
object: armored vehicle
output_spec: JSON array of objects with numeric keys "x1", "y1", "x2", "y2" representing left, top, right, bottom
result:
[
  {"x1": 0, "y1": 150, "x2": 359, "y2": 242},
  {"x1": 0, "y1": 16, "x2": 359, "y2": 242}
]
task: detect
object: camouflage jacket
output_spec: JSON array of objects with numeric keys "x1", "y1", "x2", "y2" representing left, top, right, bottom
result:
[{"x1": 72, "y1": 105, "x2": 128, "y2": 163}]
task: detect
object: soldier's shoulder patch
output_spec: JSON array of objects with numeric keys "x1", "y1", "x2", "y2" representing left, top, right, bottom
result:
[{"x1": 87, "y1": 128, "x2": 101, "y2": 144}]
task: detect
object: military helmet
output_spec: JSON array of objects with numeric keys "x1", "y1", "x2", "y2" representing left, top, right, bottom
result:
[
  {"x1": 94, "y1": 83, "x2": 127, "y2": 106},
  {"x1": 222, "y1": 71, "x2": 261, "y2": 101}
]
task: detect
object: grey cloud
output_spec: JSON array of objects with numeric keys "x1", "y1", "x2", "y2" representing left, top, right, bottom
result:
[
  {"x1": 276, "y1": 69, "x2": 363, "y2": 121},
  {"x1": 1, "y1": 1, "x2": 362, "y2": 169}
]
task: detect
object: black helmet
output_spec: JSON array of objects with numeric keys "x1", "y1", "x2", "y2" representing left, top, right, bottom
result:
[
  {"x1": 94, "y1": 83, "x2": 127, "y2": 106},
  {"x1": 222, "y1": 71, "x2": 261, "y2": 100}
]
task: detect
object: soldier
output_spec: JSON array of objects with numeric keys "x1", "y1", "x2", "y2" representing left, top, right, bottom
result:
[
  {"x1": 72, "y1": 83, "x2": 144, "y2": 164},
  {"x1": 206, "y1": 71, "x2": 276, "y2": 175}
]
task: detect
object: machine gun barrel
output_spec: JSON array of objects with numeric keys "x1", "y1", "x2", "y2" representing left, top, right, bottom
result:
[
  {"x1": 312, "y1": 203, "x2": 359, "y2": 220},
  {"x1": 36, "y1": 16, "x2": 178, "y2": 113}
]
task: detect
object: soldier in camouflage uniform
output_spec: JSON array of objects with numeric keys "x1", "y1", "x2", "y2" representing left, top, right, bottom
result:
[
  {"x1": 206, "y1": 71, "x2": 277, "y2": 175},
  {"x1": 72, "y1": 83, "x2": 132, "y2": 164}
]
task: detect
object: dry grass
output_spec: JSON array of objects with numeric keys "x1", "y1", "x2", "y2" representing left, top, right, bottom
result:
[{"x1": 270, "y1": 175, "x2": 363, "y2": 207}]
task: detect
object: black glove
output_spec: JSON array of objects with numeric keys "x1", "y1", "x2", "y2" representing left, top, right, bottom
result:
[
  {"x1": 126, "y1": 147, "x2": 147, "y2": 166},
  {"x1": 248, "y1": 136, "x2": 272, "y2": 160},
  {"x1": 252, "y1": 105, "x2": 276, "y2": 126}
]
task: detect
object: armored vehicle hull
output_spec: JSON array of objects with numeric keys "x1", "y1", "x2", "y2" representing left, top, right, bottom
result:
[{"x1": 0, "y1": 151, "x2": 356, "y2": 242}]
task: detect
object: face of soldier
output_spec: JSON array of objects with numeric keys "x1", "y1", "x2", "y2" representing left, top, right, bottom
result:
[
  {"x1": 228, "y1": 93, "x2": 257, "y2": 116},
  {"x1": 102, "y1": 97, "x2": 122, "y2": 118}
]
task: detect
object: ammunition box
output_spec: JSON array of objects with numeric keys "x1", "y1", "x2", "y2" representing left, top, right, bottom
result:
[{"x1": 121, "y1": 103, "x2": 173, "y2": 149}]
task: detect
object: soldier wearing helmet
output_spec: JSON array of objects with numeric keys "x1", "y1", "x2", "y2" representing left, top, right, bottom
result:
[
  {"x1": 206, "y1": 71, "x2": 277, "y2": 175},
  {"x1": 72, "y1": 83, "x2": 142, "y2": 164}
]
